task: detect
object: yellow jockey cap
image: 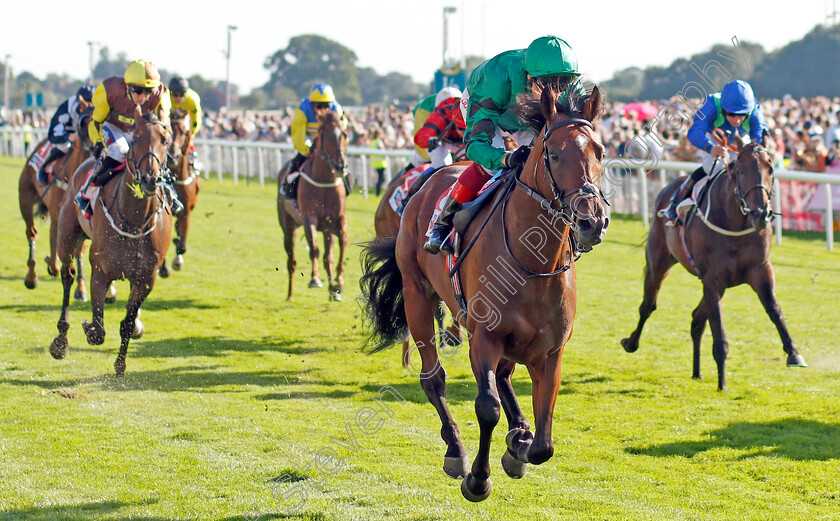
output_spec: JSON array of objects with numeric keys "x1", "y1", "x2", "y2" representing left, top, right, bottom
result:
[
  {"x1": 309, "y1": 83, "x2": 336, "y2": 103},
  {"x1": 124, "y1": 60, "x2": 161, "y2": 88}
]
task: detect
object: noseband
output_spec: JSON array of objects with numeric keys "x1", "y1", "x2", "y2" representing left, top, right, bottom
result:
[
  {"x1": 314, "y1": 121, "x2": 347, "y2": 176},
  {"x1": 127, "y1": 121, "x2": 169, "y2": 194},
  {"x1": 729, "y1": 144, "x2": 774, "y2": 220}
]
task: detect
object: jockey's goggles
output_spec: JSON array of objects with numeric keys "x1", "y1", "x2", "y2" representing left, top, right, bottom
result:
[
  {"x1": 130, "y1": 85, "x2": 154, "y2": 95},
  {"x1": 313, "y1": 102, "x2": 331, "y2": 110}
]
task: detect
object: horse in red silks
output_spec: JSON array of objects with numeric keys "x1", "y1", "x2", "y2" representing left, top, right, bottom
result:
[
  {"x1": 361, "y1": 86, "x2": 609, "y2": 501},
  {"x1": 50, "y1": 112, "x2": 174, "y2": 376},
  {"x1": 621, "y1": 133, "x2": 806, "y2": 390}
]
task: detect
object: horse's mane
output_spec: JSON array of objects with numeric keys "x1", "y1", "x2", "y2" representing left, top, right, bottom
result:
[{"x1": 514, "y1": 78, "x2": 600, "y2": 133}]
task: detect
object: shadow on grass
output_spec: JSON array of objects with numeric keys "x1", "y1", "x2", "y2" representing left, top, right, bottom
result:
[
  {"x1": 131, "y1": 336, "x2": 327, "y2": 358},
  {"x1": 255, "y1": 389, "x2": 358, "y2": 400},
  {"x1": 626, "y1": 418, "x2": 840, "y2": 460},
  {"x1": 0, "y1": 499, "x2": 177, "y2": 521},
  {"x1": 4, "y1": 366, "x2": 328, "y2": 393}
]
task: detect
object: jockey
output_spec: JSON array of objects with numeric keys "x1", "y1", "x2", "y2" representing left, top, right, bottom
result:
[
  {"x1": 283, "y1": 83, "x2": 343, "y2": 200},
  {"x1": 424, "y1": 35, "x2": 580, "y2": 254},
  {"x1": 74, "y1": 59, "x2": 171, "y2": 217},
  {"x1": 414, "y1": 96, "x2": 466, "y2": 170},
  {"x1": 660, "y1": 79, "x2": 768, "y2": 225},
  {"x1": 37, "y1": 84, "x2": 95, "y2": 184},
  {"x1": 169, "y1": 76, "x2": 202, "y2": 170},
  {"x1": 169, "y1": 76, "x2": 202, "y2": 138},
  {"x1": 406, "y1": 86, "x2": 462, "y2": 171}
]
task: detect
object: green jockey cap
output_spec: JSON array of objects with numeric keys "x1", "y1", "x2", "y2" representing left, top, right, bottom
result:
[{"x1": 523, "y1": 36, "x2": 579, "y2": 78}]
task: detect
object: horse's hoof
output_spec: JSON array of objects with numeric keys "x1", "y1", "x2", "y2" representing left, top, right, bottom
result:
[
  {"x1": 49, "y1": 336, "x2": 68, "y2": 359},
  {"x1": 621, "y1": 337, "x2": 638, "y2": 353},
  {"x1": 44, "y1": 257, "x2": 58, "y2": 277},
  {"x1": 105, "y1": 284, "x2": 117, "y2": 304},
  {"x1": 24, "y1": 277, "x2": 37, "y2": 290},
  {"x1": 74, "y1": 290, "x2": 88, "y2": 302},
  {"x1": 443, "y1": 455, "x2": 469, "y2": 479},
  {"x1": 172, "y1": 254, "x2": 184, "y2": 271},
  {"x1": 501, "y1": 449, "x2": 528, "y2": 479},
  {"x1": 83, "y1": 320, "x2": 105, "y2": 345},
  {"x1": 308, "y1": 279, "x2": 323, "y2": 288},
  {"x1": 460, "y1": 474, "x2": 492, "y2": 502},
  {"x1": 159, "y1": 265, "x2": 169, "y2": 278},
  {"x1": 505, "y1": 427, "x2": 534, "y2": 452},
  {"x1": 787, "y1": 353, "x2": 808, "y2": 367},
  {"x1": 131, "y1": 319, "x2": 145, "y2": 339},
  {"x1": 114, "y1": 358, "x2": 126, "y2": 377}
]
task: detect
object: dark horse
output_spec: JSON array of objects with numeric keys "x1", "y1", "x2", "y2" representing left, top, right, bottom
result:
[
  {"x1": 621, "y1": 134, "x2": 806, "y2": 390},
  {"x1": 50, "y1": 112, "x2": 173, "y2": 376},
  {"x1": 159, "y1": 108, "x2": 200, "y2": 278},
  {"x1": 277, "y1": 110, "x2": 348, "y2": 301},
  {"x1": 361, "y1": 86, "x2": 608, "y2": 501},
  {"x1": 18, "y1": 106, "x2": 92, "y2": 298},
  {"x1": 373, "y1": 165, "x2": 464, "y2": 367}
]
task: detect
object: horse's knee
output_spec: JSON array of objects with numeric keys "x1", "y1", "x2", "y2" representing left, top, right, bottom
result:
[{"x1": 475, "y1": 392, "x2": 501, "y2": 428}]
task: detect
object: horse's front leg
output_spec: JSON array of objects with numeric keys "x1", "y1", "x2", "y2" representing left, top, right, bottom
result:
[
  {"x1": 49, "y1": 260, "x2": 77, "y2": 359},
  {"x1": 114, "y1": 277, "x2": 153, "y2": 377},
  {"x1": 496, "y1": 358, "x2": 531, "y2": 480},
  {"x1": 172, "y1": 202, "x2": 190, "y2": 270},
  {"x1": 691, "y1": 297, "x2": 709, "y2": 380},
  {"x1": 747, "y1": 266, "x2": 806, "y2": 367},
  {"x1": 334, "y1": 217, "x2": 348, "y2": 297},
  {"x1": 45, "y1": 216, "x2": 59, "y2": 277},
  {"x1": 461, "y1": 328, "x2": 504, "y2": 502},
  {"x1": 20, "y1": 169, "x2": 40, "y2": 288},
  {"x1": 74, "y1": 245, "x2": 88, "y2": 302},
  {"x1": 322, "y1": 230, "x2": 336, "y2": 300},
  {"x1": 515, "y1": 348, "x2": 563, "y2": 469},
  {"x1": 83, "y1": 266, "x2": 109, "y2": 346},
  {"x1": 301, "y1": 215, "x2": 321, "y2": 288},
  {"x1": 282, "y1": 224, "x2": 297, "y2": 300},
  {"x1": 702, "y1": 280, "x2": 729, "y2": 390}
]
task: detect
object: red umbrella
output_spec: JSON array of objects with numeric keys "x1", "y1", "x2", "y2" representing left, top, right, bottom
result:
[{"x1": 624, "y1": 102, "x2": 658, "y2": 121}]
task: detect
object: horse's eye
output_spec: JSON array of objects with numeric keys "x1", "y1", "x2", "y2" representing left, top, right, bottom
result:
[{"x1": 549, "y1": 152, "x2": 559, "y2": 162}]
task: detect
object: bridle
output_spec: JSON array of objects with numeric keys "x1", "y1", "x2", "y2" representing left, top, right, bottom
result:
[
  {"x1": 728, "y1": 143, "x2": 774, "y2": 221},
  {"x1": 514, "y1": 117, "x2": 608, "y2": 252},
  {"x1": 126, "y1": 120, "x2": 169, "y2": 196},
  {"x1": 312, "y1": 116, "x2": 348, "y2": 177}
]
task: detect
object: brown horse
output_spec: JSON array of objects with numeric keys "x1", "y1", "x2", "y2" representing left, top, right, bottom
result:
[
  {"x1": 18, "y1": 108, "x2": 91, "y2": 298},
  {"x1": 373, "y1": 164, "x2": 464, "y2": 366},
  {"x1": 159, "y1": 109, "x2": 200, "y2": 278},
  {"x1": 277, "y1": 110, "x2": 348, "y2": 301},
  {"x1": 50, "y1": 112, "x2": 173, "y2": 376},
  {"x1": 361, "y1": 86, "x2": 608, "y2": 501},
  {"x1": 621, "y1": 135, "x2": 806, "y2": 390}
]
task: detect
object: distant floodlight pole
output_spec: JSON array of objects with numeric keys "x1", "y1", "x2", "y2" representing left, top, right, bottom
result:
[
  {"x1": 86, "y1": 41, "x2": 99, "y2": 84},
  {"x1": 225, "y1": 25, "x2": 237, "y2": 108},
  {"x1": 443, "y1": 7, "x2": 457, "y2": 67},
  {"x1": 3, "y1": 54, "x2": 10, "y2": 116}
]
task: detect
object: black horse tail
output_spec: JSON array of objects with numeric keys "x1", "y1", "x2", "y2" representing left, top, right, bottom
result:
[{"x1": 359, "y1": 236, "x2": 408, "y2": 353}]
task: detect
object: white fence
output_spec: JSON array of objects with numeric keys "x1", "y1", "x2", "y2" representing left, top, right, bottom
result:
[{"x1": 3, "y1": 128, "x2": 837, "y2": 250}]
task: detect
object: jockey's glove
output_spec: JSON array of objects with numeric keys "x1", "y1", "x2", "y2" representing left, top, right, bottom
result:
[
  {"x1": 93, "y1": 141, "x2": 104, "y2": 160},
  {"x1": 427, "y1": 136, "x2": 440, "y2": 151},
  {"x1": 504, "y1": 145, "x2": 532, "y2": 168}
]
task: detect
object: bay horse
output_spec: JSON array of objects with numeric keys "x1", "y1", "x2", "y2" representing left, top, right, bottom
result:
[
  {"x1": 621, "y1": 134, "x2": 806, "y2": 390},
  {"x1": 373, "y1": 164, "x2": 464, "y2": 367},
  {"x1": 277, "y1": 110, "x2": 348, "y2": 301},
  {"x1": 159, "y1": 109, "x2": 200, "y2": 278},
  {"x1": 18, "y1": 107, "x2": 92, "y2": 299},
  {"x1": 50, "y1": 112, "x2": 173, "y2": 376},
  {"x1": 361, "y1": 86, "x2": 608, "y2": 501}
]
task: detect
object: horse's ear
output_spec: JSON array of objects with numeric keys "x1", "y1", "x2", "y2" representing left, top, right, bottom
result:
[
  {"x1": 733, "y1": 133, "x2": 745, "y2": 152},
  {"x1": 540, "y1": 86, "x2": 556, "y2": 121},
  {"x1": 583, "y1": 86, "x2": 602, "y2": 122}
]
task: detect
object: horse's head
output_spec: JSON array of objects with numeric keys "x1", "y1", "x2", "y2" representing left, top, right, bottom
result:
[
  {"x1": 167, "y1": 108, "x2": 189, "y2": 169},
  {"x1": 128, "y1": 112, "x2": 171, "y2": 196},
  {"x1": 315, "y1": 110, "x2": 348, "y2": 175},
  {"x1": 522, "y1": 84, "x2": 609, "y2": 252},
  {"x1": 731, "y1": 134, "x2": 775, "y2": 231}
]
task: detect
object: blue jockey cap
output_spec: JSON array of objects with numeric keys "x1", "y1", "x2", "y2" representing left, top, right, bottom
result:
[{"x1": 720, "y1": 80, "x2": 756, "y2": 114}]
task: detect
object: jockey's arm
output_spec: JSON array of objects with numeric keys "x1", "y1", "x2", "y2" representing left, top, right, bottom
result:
[
  {"x1": 188, "y1": 90, "x2": 203, "y2": 137},
  {"x1": 748, "y1": 104, "x2": 768, "y2": 144},
  {"x1": 686, "y1": 96, "x2": 718, "y2": 153},
  {"x1": 88, "y1": 82, "x2": 111, "y2": 146},
  {"x1": 291, "y1": 108, "x2": 310, "y2": 155},
  {"x1": 464, "y1": 98, "x2": 508, "y2": 171}
]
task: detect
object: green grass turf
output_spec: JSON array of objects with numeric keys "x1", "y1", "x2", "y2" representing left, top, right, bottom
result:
[{"x1": 1, "y1": 155, "x2": 839, "y2": 520}]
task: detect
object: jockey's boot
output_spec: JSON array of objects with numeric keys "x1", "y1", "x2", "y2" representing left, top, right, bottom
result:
[
  {"x1": 660, "y1": 167, "x2": 703, "y2": 226},
  {"x1": 284, "y1": 174, "x2": 300, "y2": 201},
  {"x1": 36, "y1": 147, "x2": 65, "y2": 184},
  {"x1": 423, "y1": 195, "x2": 462, "y2": 255},
  {"x1": 75, "y1": 157, "x2": 120, "y2": 217}
]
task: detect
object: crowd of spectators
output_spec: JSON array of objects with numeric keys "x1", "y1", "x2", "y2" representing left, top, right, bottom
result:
[{"x1": 4, "y1": 94, "x2": 840, "y2": 173}]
